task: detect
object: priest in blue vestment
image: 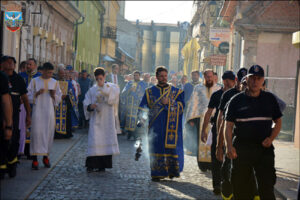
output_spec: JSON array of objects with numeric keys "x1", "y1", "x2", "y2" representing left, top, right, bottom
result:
[
  {"x1": 138, "y1": 66, "x2": 185, "y2": 181},
  {"x1": 121, "y1": 71, "x2": 147, "y2": 140}
]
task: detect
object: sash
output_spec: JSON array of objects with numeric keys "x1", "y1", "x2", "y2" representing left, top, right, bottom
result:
[
  {"x1": 55, "y1": 81, "x2": 68, "y2": 134},
  {"x1": 55, "y1": 100, "x2": 67, "y2": 134},
  {"x1": 165, "y1": 89, "x2": 183, "y2": 149},
  {"x1": 147, "y1": 87, "x2": 183, "y2": 149},
  {"x1": 68, "y1": 83, "x2": 79, "y2": 120}
]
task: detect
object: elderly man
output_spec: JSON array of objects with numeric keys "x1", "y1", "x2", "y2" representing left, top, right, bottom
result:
[{"x1": 55, "y1": 66, "x2": 76, "y2": 139}]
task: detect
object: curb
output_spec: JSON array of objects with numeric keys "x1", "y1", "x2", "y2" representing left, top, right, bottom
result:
[
  {"x1": 274, "y1": 187, "x2": 288, "y2": 200},
  {"x1": 24, "y1": 132, "x2": 85, "y2": 200}
]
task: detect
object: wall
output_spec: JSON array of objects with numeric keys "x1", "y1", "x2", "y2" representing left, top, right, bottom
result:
[
  {"x1": 256, "y1": 32, "x2": 299, "y2": 105},
  {"x1": 76, "y1": 1, "x2": 103, "y2": 72},
  {"x1": 295, "y1": 61, "x2": 300, "y2": 148}
]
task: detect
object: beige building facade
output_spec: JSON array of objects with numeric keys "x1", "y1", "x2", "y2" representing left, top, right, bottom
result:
[{"x1": 1, "y1": 1, "x2": 82, "y2": 69}]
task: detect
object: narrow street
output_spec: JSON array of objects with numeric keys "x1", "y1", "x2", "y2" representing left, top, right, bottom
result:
[{"x1": 27, "y1": 132, "x2": 219, "y2": 200}]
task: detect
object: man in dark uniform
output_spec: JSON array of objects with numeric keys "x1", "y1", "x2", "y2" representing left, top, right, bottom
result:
[
  {"x1": 201, "y1": 71, "x2": 236, "y2": 195},
  {"x1": 224, "y1": 65, "x2": 282, "y2": 200},
  {"x1": 0, "y1": 70, "x2": 13, "y2": 180},
  {"x1": 215, "y1": 68, "x2": 248, "y2": 199},
  {"x1": 1, "y1": 56, "x2": 31, "y2": 178}
]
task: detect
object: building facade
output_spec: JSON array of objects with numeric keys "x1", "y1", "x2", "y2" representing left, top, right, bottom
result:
[
  {"x1": 74, "y1": 0, "x2": 105, "y2": 73},
  {"x1": 134, "y1": 20, "x2": 188, "y2": 73},
  {"x1": 1, "y1": 1, "x2": 82, "y2": 69},
  {"x1": 100, "y1": 1, "x2": 119, "y2": 65},
  {"x1": 218, "y1": 1, "x2": 300, "y2": 144}
]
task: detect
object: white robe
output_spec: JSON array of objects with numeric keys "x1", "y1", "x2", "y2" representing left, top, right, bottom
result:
[
  {"x1": 27, "y1": 77, "x2": 62, "y2": 155},
  {"x1": 84, "y1": 83, "x2": 120, "y2": 157}
]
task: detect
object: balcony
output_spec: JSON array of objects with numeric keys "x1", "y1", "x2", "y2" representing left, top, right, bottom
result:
[{"x1": 102, "y1": 26, "x2": 117, "y2": 39}]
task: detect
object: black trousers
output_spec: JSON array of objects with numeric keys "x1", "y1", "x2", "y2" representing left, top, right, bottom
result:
[
  {"x1": 211, "y1": 124, "x2": 222, "y2": 190},
  {"x1": 78, "y1": 101, "x2": 88, "y2": 127},
  {"x1": 0, "y1": 127, "x2": 20, "y2": 169},
  {"x1": 231, "y1": 141, "x2": 276, "y2": 200},
  {"x1": 86, "y1": 155, "x2": 112, "y2": 169},
  {"x1": 221, "y1": 156, "x2": 259, "y2": 198},
  {"x1": 221, "y1": 156, "x2": 233, "y2": 197}
]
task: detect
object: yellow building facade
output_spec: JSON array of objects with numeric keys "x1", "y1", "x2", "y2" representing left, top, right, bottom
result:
[
  {"x1": 100, "y1": 1, "x2": 119, "y2": 66},
  {"x1": 74, "y1": 1, "x2": 104, "y2": 73}
]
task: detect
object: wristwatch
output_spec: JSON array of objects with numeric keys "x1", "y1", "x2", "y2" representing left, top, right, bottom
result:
[{"x1": 5, "y1": 126, "x2": 13, "y2": 130}]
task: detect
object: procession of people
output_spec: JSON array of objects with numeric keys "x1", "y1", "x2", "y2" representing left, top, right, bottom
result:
[{"x1": 0, "y1": 53, "x2": 286, "y2": 200}]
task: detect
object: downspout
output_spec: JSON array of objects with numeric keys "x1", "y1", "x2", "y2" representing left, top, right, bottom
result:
[
  {"x1": 99, "y1": 12, "x2": 104, "y2": 65},
  {"x1": 73, "y1": 0, "x2": 85, "y2": 69}
]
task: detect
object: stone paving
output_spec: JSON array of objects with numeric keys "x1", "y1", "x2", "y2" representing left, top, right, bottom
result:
[{"x1": 28, "y1": 134, "x2": 220, "y2": 200}]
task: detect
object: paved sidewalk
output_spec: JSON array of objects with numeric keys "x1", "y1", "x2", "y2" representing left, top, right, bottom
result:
[
  {"x1": 0, "y1": 130, "x2": 85, "y2": 200},
  {"x1": 274, "y1": 140, "x2": 300, "y2": 200}
]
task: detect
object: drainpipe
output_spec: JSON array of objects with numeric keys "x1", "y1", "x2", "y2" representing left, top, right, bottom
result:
[
  {"x1": 73, "y1": 0, "x2": 85, "y2": 68},
  {"x1": 99, "y1": 12, "x2": 104, "y2": 65}
]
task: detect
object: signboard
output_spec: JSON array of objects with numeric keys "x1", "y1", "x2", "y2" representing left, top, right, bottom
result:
[
  {"x1": 218, "y1": 42, "x2": 230, "y2": 54},
  {"x1": 209, "y1": 28, "x2": 230, "y2": 41},
  {"x1": 210, "y1": 54, "x2": 227, "y2": 66},
  {"x1": 4, "y1": 4, "x2": 23, "y2": 32}
]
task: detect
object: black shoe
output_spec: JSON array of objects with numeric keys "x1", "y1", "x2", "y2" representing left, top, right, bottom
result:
[
  {"x1": 0, "y1": 169, "x2": 5, "y2": 179},
  {"x1": 27, "y1": 155, "x2": 34, "y2": 160},
  {"x1": 213, "y1": 187, "x2": 221, "y2": 195},
  {"x1": 97, "y1": 168, "x2": 105, "y2": 172},
  {"x1": 8, "y1": 163, "x2": 17, "y2": 178},
  {"x1": 87, "y1": 167, "x2": 93, "y2": 173},
  {"x1": 169, "y1": 175, "x2": 175, "y2": 179},
  {"x1": 151, "y1": 177, "x2": 160, "y2": 182}
]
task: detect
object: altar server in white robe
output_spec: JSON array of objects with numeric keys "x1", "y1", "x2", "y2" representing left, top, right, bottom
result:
[
  {"x1": 84, "y1": 67, "x2": 120, "y2": 172},
  {"x1": 27, "y1": 62, "x2": 62, "y2": 170}
]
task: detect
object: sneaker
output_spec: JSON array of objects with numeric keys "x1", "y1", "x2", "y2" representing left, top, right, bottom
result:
[
  {"x1": 32, "y1": 161, "x2": 39, "y2": 170},
  {"x1": 8, "y1": 163, "x2": 17, "y2": 178},
  {"x1": 43, "y1": 157, "x2": 51, "y2": 168}
]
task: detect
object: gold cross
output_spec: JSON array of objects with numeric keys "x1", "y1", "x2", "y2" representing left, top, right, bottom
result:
[{"x1": 169, "y1": 133, "x2": 175, "y2": 141}]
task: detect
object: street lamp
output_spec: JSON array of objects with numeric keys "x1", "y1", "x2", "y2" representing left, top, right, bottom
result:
[{"x1": 208, "y1": 1, "x2": 217, "y2": 17}]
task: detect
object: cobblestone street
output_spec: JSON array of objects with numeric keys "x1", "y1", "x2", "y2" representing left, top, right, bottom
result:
[{"x1": 28, "y1": 132, "x2": 220, "y2": 200}]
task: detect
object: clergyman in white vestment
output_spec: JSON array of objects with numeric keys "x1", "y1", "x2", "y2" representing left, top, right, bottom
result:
[
  {"x1": 83, "y1": 67, "x2": 120, "y2": 172},
  {"x1": 27, "y1": 62, "x2": 62, "y2": 170}
]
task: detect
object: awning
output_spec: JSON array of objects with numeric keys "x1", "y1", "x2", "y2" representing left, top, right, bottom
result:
[
  {"x1": 117, "y1": 47, "x2": 135, "y2": 60},
  {"x1": 103, "y1": 55, "x2": 115, "y2": 62}
]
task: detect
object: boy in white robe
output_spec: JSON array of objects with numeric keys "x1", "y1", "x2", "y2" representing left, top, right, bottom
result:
[
  {"x1": 84, "y1": 67, "x2": 120, "y2": 172},
  {"x1": 27, "y1": 62, "x2": 62, "y2": 170}
]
